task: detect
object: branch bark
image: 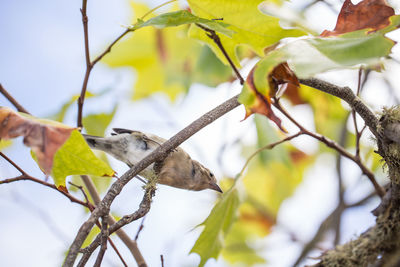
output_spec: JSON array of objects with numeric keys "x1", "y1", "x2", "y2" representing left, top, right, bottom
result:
[{"x1": 300, "y1": 78, "x2": 379, "y2": 137}]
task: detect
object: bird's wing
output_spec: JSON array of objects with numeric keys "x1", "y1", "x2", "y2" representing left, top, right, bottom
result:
[{"x1": 112, "y1": 128, "x2": 162, "y2": 146}]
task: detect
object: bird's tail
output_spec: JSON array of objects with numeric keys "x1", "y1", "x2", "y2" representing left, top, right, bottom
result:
[{"x1": 82, "y1": 134, "x2": 110, "y2": 151}]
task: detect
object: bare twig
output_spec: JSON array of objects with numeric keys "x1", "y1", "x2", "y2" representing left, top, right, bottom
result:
[
  {"x1": 140, "y1": 0, "x2": 177, "y2": 20},
  {"x1": 0, "y1": 174, "x2": 90, "y2": 208},
  {"x1": 273, "y1": 100, "x2": 385, "y2": 198},
  {"x1": 94, "y1": 215, "x2": 109, "y2": 267},
  {"x1": 237, "y1": 131, "x2": 303, "y2": 178},
  {"x1": 299, "y1": 78, "x2": 379, "y2": 138},
  {"x1": 76, "y1": 0, "x2": 132, "y2": 128},
  {"x1": 135, "y1": 217, "x2": 146, "y2": 241},
  {"x1": 0, "y1": 84, "x2": 30, "y2": 114},
  {"x1": 195, "y1": 23, "x2": 245, "y2": 85},
  {"x1": 0, "y1": 152, "x2": 28, "y2": 176}
]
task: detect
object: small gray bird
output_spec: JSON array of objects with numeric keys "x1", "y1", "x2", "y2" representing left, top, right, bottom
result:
[{"x1": 83, "y1": 128, "x2": 222, "y2": 192}]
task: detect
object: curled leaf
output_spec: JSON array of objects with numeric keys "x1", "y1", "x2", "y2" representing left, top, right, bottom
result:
[
  {"x1": 0, "y1": 107, "x2": 74, "y2": 174},
  {"x1": 239, "y1": 57, "x2": 301, "y2": 132},
  {"x1": 321, "y1": 0, "x2": 395, "y2": 37},
  {"x1": 0, "y1": 107, "x2": 115, "y2": 190}
]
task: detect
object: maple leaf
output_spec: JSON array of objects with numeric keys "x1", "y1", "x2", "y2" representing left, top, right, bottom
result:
[
  {"x1": 188, "y1": 0, "x2": 306, "y2": 67},
  {"x1": 321, "y1": 0, "x2": 395, "y2": 37},
  {"x1": 269, "y1": 62, "x2": 303, "y2": 105},
  {"x1": 0, "y1": 107, "x2": 114, "y2": 190},
  {"x1": 240, "y1": 67, "x2": 285, "y2": 132},
  {"x1": 239, "y1": 56, "x2": 302, "y2": 132},
  {"x1": 0, "y1": 107, "x2": 75, "y2": 175}
]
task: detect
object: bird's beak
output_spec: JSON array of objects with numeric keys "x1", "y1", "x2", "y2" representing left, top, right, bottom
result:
[{"x1": 209, "y1": 182, "x2": 223, "y2": 193}]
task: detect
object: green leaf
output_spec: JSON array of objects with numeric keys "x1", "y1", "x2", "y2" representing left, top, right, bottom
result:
[
  {"x1": 82, "y1": 106, "x2": 117, "y2": 136},
  {"x1": 192, "y1": 45, "x2": 233, "y2": 87},
  {"x1": 190, "y1": 189, "x2": 240, "y2": 267},
  {"x1": 51, "y1": 130, "x2": 115, "y2": 188},
  {"x1": 103, "y1": 2, "x2": 232, "y2": 101},
  {"x1": 133, "y1": 10, "x2": 234, "y2": 37},
  {"x1": 188, "y1": 0, "x2": 306, "y2": 67}
]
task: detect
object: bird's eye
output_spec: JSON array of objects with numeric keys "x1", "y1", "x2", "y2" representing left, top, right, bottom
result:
[{"x1": 209, "y1": 172, "x2": 214, "y2": 177}]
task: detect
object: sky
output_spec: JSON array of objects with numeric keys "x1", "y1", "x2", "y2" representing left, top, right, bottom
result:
[{"x1": 1, "y1": 0, "x2": 399, "y2": 266}]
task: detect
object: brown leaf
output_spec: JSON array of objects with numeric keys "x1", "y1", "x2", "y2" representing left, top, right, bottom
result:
[
  {"x1": 321, "y1": 0, "x2": 395, "y2": 37},
  {"x1": 243, "y1": 68, "x2": 287, "y2": 132},
  {"x1": 0, "y1": 107, "x2": 75, "y2": 175},
  {"x1": 269, "y1": 62, "x2": 303, "y2": 105}
]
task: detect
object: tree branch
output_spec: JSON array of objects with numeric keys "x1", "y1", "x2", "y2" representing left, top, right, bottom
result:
[
  {"x1": 299, "y1": 78, "x2": 379, "y2": 138},
  {"x1": 0, "y1": 84, "x2": 30, "y2": 114},
  {"x1": 76, "y1": 0, "x2": 131, "y2": 128},
  {"x1": 77, "y1": 185, "x2": 155, "y2": 267},
  {"x1": 93, "y1": 215, "x2": 108, "y2": 267},
  {"x1": 274, "y1": 100, "x2": 385, "y2": 198}
]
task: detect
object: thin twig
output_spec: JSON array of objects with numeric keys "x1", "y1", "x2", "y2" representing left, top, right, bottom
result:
[
  {"x1": 237, "y1": 131, "x2": 303, "y2": 178},
  {"x1": 135, "y1": 217, "x2": 146, "y2": 241},
  {"x1": 0, "y1": 84, "x2": 30, "y2": 114},
  {"x1": 76, "y1": 0, "x2": 132, "y2": 128},
  {"x1": 161, "y1": 255, "x2": 165, "y2": 267},
  {"x1": 77, "y1": 0, "x2": 91, "y2": 128},
  {"x1": 195, "y1": 23, "x2": 244, "y2": 84},
  {"x1": 0, "y1": 174, "x2": 90, "y2": 208},
  {"x1": 299, "y1": 78, "x2": 379, "y2": 138},
  {"x1": 94, "y1": 215, "x2": 109, "y2": 267},
  {"x1": 140, "y1": 0, "x2": 177, "y2": 20},
  {"x1": 0, "y1": 152, "x2": 28, "y2": 176},
  {"x1": 273, "y1": 100, "x2": 385, "y2": 198}
]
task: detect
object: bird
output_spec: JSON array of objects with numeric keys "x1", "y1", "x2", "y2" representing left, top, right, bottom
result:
[{"x1": 83, "y1": 128, "x2": 222, "y2": 193}]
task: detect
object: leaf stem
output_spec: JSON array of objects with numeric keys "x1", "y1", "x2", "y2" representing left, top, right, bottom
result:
[
  {"x1": 140, "y1": 0, "x2": 177, "y2": 20},
  {"x1": 195, "y1": 23, "x2": 245, "y2": 85}
]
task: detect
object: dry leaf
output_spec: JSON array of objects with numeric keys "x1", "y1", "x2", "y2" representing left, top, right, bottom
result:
[
  {"x1": 243, "y1": 68, "x2": 286, "y2": 132},
  {"x1": 269, "y1": 62, "x2": 303, "y2": 105},
  {"x1": 321, "y1": 0, "x2": 395, "y2": 37},
  {"x1": 0, "y1": 107, "x2": 75, "y2": 175}
]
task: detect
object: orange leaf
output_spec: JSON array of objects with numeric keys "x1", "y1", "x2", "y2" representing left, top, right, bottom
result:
[
  {"x1": 243, "y1": 68, "x2": 286, "y2": 132},
  {"x1": 0, "y1": 107, "x2": 75, "y2": 175},
  {"x1": 269, "y1": 62, "x2": 303, "y2": 105},
  {"x1": 321, "y1": 0, "x2": 395, "y2": 37}
]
